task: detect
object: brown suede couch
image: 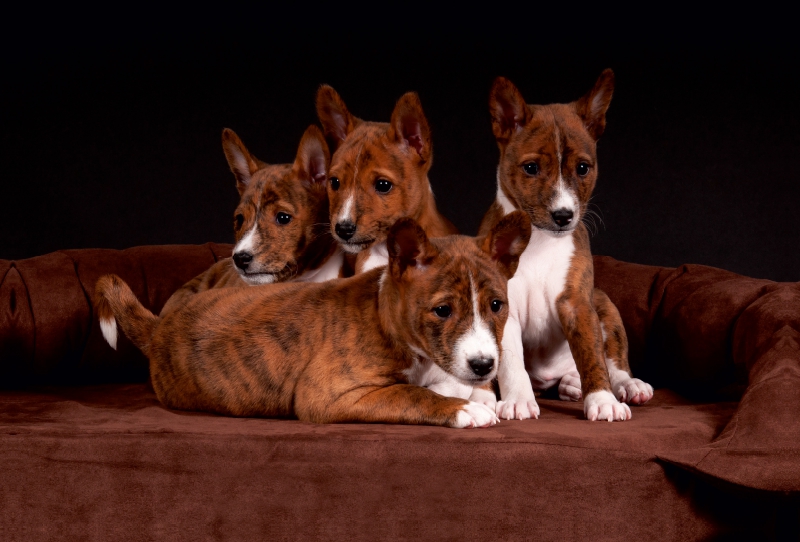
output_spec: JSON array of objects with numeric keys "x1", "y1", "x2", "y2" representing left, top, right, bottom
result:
[{"x1": 1, "y1": 243, "x2": 799, "y2": 540}]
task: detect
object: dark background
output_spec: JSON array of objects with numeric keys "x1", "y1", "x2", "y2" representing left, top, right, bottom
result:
[{"x1": 2, "y1": 8, "x2": 798, "y2": 281}]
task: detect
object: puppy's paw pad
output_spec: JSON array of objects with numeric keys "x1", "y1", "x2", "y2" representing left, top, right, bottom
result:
[
  {"x1": 454, "y1": 401, "x2": 499, "y2": 429},
  {"x1": 614, "y1": 378, "x2": 654, "y2": 405},
  {"x1": 496, "y1": 399, "x2": 540, "y2": 421},
  {"x1": 584, "y1": 391, "x2": 631, "y2": 422},
  {"x1": 558, "y1": 372, "x2": 582, "y2": 401}
]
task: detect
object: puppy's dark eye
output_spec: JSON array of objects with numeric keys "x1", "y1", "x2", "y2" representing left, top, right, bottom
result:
[
  {"x1": 375, "y1": 179, "x2": 393, "y2": 194},
  {"x1": 433, "y1": 305, "x2": 452, "y2": 318},
  {"x1": 330, "y1": 177, "x2": 340, "y2": 191},
  {"x1": 576, "y1": 162, "x2": 590, "y2": 176},
  {"x1": 276, "y1": 212, "x2": 292, "y2": 225},
  {"x1": 491, "y1": 299, "x2": 503, "y2": 313},
  {"x1": 522, "y1": 162, "x2": 539, "y2": 176},
  {"x1": 234, "y1": 213, "x2": 244, "y2": 230}
]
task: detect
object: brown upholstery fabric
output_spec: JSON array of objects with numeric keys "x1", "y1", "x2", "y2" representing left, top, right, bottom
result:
[
  {"x1": 595, "y1": 257, "x2": 800, "y2": 493},
  {"x1": 1, "y1": 246, "x2": 799, "y2": 539},
  {"x1": 660, "y1": 286, "x2": 800, "y2": 492},
  {"x1": 0, "y1": 243, "x2": 232, "y2": 385},
  {"x1": 0, "y1": 384, "x2": 749, "y2": 540}
]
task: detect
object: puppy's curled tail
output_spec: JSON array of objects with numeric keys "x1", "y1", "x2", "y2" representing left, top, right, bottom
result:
[{"x1": 94, "y1": 274, "x2": 160, "y2": 355}]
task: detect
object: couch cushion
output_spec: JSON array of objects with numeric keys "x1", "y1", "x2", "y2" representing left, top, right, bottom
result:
[
  {"x1": 0, "y1": 243, "x2": 232, "y2": 385},
  {"x1": 1, "y1": 384, "x2": 752, "y2": 540},
  {"x1": 660, "y1": 286, "x2": 800, "y2": 492}
]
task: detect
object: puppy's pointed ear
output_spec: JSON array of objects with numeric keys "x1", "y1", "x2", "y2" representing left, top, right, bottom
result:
[
  {"x1": 316, "y1": 85, "x2": 357, "y2": 147},
  {"x1": 389, "y1": 92, "x2": 432, "y2": 164},
  {"x1": 293, "y1": 125, "x2": 330, "y2": 194},
  {"x1": 479, "y1": 211, "x2": 531, "y2": 279},
  {"x1": 489, "y1": 77, "x2": 530, "y2": 145},
  {"x1": 575, "y1": 69, "x2": 614, "y2": 140},
  {"x1": 222, "y1": 128, "x2": 262, "y2": 196},
  {"x1": 387, "y1": 218, "x2": 440, "y2": 281}
]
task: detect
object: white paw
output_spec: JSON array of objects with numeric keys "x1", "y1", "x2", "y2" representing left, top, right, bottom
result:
[
  {"x1": 453, "y1": 401, "x2": 500, "y2": 429},
  {"x1": 558, "y1": 371, "x2": 582, "y2": 401},
  {"x1": 613, "y1": 378, "x2": 654, "y2": 405},
  {"x1": 496, "y1": 397, "x2": 540, "y2": 420},
  {"x1": 583, "y1": 390, "x2": 631, "y2": 422},
  {"x1": 469, "y1": 387, "x2": 497, "y2": 410}
]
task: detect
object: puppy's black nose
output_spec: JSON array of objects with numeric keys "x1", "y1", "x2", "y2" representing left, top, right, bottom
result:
[
  {"x1": 233, "y1": 252, "x2": 253, "y2": 270},
  {"x1": 551, "y1": 209, "x2": 574, "y2": 227},
  {"x1": 335, "y1": 221, "x2": 357, "y2": 241},
  {"x1": 468, "y1": 357, "x2": 495, "y2": 377}
]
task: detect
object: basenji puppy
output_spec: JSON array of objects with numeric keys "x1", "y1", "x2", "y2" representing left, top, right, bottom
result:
[
  {"x1": 158, "y1": 125, "x2": 343, "y2": 318},
  {"x1": 315, "y1": 86, "x2": 458, "y2": 274},
  {"x1": 94, "y1": 213, "x2": 531, "y2": 428},
  {"x1": 478, "y1": 70, "x2": 653, "y2": 422}
]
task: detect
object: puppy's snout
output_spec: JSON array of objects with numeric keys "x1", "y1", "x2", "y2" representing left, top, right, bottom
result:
[
  {"x1": 233, "y1": 252, "x2": 253, "y2": 270},
  {"x1": 551, "y1": 209, "x2": 574, "y2": 228},
  {"x1": 335, "y1": 221, "x2": 357, "y2": 241},
  {"x1": 468, "y1": 357, "x2": 495, "y2": 377}
]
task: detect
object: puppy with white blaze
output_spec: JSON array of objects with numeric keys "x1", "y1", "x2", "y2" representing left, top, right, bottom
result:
[
  {"x1": 94, "y1": 213, "x2": 532, "y2": 429},
  {"x1": 478, "y1": 70, "x2": 654, "y2": 422}
]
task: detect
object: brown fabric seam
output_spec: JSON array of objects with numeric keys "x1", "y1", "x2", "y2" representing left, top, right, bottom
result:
[
  {"x1": 58, "y1": 251, "x2": 96, "y2": 371},
  {"x1": 9, "y1": 261, "x2": 37, "y2": 367},
  {"x1": 0, "y1": 262, "x2": 13, "y2": 286}
]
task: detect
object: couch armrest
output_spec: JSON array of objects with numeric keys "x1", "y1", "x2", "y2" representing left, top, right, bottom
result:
[{"x1": 0, "y1": 243, "x2": 232, "y2": 386}]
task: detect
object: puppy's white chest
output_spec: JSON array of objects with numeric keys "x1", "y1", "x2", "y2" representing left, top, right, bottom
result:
[
  {"x1": 295, "y1": 249, "x2": 344, "y2": 283},
  {"x1": 509, "y1": 230, "x2": 574, "y2": 332},
  {"x1": 507, "y1": 231, "x2": 577, "y2": 385},
  {"x1": 360, "y1": 242, "x2": 389, "y2": 273}
]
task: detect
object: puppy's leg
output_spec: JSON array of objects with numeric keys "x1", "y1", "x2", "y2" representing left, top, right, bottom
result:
[
  {"x1": 495, "y1": 317, "x2": 540, "y2": 420},
  {"x1": 557, "y1": 294, "x2": 631, "y2": 422},
  {"x1": 308, "y1": 384, "x2": 499, "y2": 429},
  {"x1": 557, "y1": 370, "x2": 582, "y2": 401},
  {"x1": 593, "y1": 289, "x2": 653, "y2": 405},
  {"x1": 469, "y1": 382, "x2": 498, "y2": 409}
]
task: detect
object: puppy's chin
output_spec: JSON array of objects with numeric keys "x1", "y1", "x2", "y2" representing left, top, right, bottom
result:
[
  {"x1": 238, "y1": 271, "x2": 277, "y2": 285},
  {"x1": 533, "y1": 225, "x2": 577, "y2": 237},
  {"x1": 339, "y1": 238, "x2": 375, "y2": 254}
]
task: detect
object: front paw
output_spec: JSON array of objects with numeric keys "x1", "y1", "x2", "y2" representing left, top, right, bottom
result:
[
  {"x1": 558, "y1": 371, "x2": 582, "y2": 401},
  {"x1": 583, "y1": 390, "x2": 631, "y2": 422},
  {"x1": 613, "y1": 378, "x2": 654, "y2": 405},
  {"x1": 496, "y1": 397, "x2": 540, "y2": 420},
  {"x1": 452, "y1": 401, "x2": 500, "y2": 429},
  {"x1": 469, "y1": 387, "x2": 497, "y2": 410}
]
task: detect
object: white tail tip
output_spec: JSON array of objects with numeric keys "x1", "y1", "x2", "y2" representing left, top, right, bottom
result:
[{"x1": 99, "y1": 317, "x2": 118, "y2": 350}]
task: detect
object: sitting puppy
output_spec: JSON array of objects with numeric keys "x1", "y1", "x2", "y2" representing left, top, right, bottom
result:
[
  {"x1": 316, "y1": 85, "x2": 458, "y2": 274},
  {"x1": 94, "y1": 213, "x2": 531, "y2": 428},
  {"x1": 479, "y1": 71, "x2": 653, "y2": 421},
  {"x1": 158, "y1": 125, "x2": 342, "y2": 318}
]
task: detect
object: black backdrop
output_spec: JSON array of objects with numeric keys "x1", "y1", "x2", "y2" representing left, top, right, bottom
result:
[{"x1": 2, "y1": 9, "x2": 799, "y2": 281}]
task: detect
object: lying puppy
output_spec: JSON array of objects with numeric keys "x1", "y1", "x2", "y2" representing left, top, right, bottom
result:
[
  {"x1": 158, "y1": 125, "x2": 342, "y2": 319},
  {"x1": 316, "y1": 85, "x2": 458, "y2": 274},
  {"x1": 479, "y1": 70, "x2": 653, "y2": 421},
  {"x1": 94, "y1": 213, "x2": 531, "y2": 428}
]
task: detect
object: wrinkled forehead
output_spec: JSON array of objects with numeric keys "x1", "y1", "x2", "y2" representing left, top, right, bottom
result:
[
  {"x1": 511, "y1": 104, "x2": 596, "y2": 158},
  {"x1": 425, "y1": 237, "x2": 505, "y2": 291},
  {"x1": 240, "y1": 164, "x2": 303, "y2": 209},
  {"x1": 331, "y1": 122, "x2": 394, "y2": 171}
]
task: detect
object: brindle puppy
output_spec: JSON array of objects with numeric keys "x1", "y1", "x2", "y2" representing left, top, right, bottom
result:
[
  {"x1": 156, "y1": 126, "x2": 342, "y2": 319},
  {"x1": 316, "y1": 86, "x2": 458, "y2": 274},
  {"x1": 95, "y1": 213, "x2": 531, "y2": 428},
  {"x1": 479, "y1": 70, "x2": 653, "y2": 421}
]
